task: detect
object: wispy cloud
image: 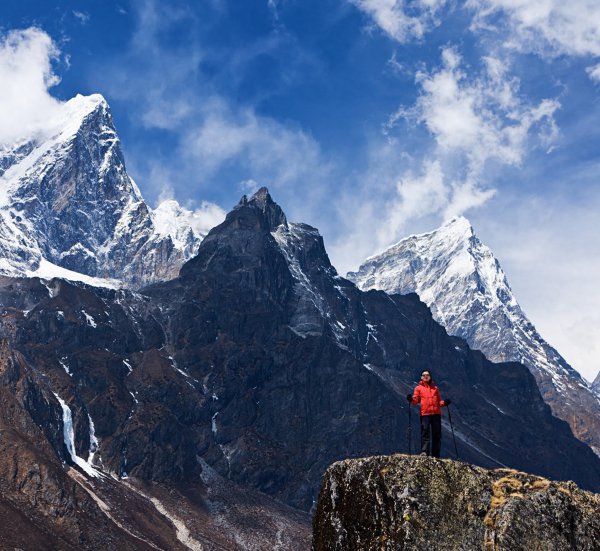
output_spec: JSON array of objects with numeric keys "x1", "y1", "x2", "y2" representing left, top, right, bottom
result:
[
  {"x1": 399, "y1": 48, "x2": 559, "y2": 169},
  {"x1": 349, "y1": 0, "x2": 448, "y2": 42},
  {"x1": 467, "y1": 0, "x2": 600, "y2": 82},
  {"x1": 586, "y1": 62, "x2": 600, "y2": 83},
  {"x1": 72, "y1": 10, "x2": 90, "y2": 25},
  {"x1": 0, "y1": 28, "x2": 63, "y2": 144},
  {"x1": 468, "y1": 0, "x2": 600, "y2": 58},
  {"x1": 400, "y1": 48, "x2": 558, "y2": 217},
  {"x1": 100, "y1": 0, "x2": 331, "y2": 221}
]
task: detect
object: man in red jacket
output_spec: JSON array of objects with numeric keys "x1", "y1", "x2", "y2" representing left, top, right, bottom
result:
[{"x1": 407, "y1": 370, "x2": 451, "y2": 457}]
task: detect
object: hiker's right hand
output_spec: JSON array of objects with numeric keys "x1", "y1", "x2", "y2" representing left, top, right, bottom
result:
[{"x1": 406, "y1": 394, "x2": 412, "y2": 403}]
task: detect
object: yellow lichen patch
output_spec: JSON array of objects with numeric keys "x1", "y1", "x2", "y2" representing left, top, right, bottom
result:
[
  {"x1": 484, "y1": 474, "x2": 527, "y2": 538},
  {"x1": 496, "y1": 476, "x2": 524, "y2": 491},
  {"x1": 557, "y1": 486, "x2": 573, "y2": 498},
  {"x1": 530, "y1": 479, "x2": 550, "y2": 491}
]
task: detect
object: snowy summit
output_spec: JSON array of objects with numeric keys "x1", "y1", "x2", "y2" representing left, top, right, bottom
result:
[
  {"x1": 348, "y1": 216, "x2": 600, "y2": 456},
  {"x1": 0, "y1": 93, "x2": 211, "y2": 288}
]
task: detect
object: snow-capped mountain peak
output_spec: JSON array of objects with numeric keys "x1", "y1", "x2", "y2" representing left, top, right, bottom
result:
[
  {"x1": 0, "y1": 93, "x2": 204, "y2": 287},
  {"x1": 348, "y1": 217, "x2": 600, "y2": 455},
  {"x1": 353, "y1": 216, "x2": 516, "y2": 325}
]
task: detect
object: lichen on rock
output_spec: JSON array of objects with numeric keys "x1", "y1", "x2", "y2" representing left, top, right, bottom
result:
[{"x1": 312, "y1": 454, "x2": 600, "y2": 550}]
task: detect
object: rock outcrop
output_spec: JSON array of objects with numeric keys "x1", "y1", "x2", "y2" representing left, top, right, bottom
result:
[{"x1": 313, "y1": 454, "x2": 600, "y2": 551}]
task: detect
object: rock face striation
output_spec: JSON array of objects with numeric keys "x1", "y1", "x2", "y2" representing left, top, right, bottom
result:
[
  {"x1": 348, "y1": 216, "x2": 600, "y2": 456},
  {"x1": 0, "y1": 93, "x2": 210, "y2": 287},
  {"x1": 0, "y1": 189, "x2": 600, "y2": 548},
  {"x1": 313, "y1": 454, "x2": 600, "y2": 551}
]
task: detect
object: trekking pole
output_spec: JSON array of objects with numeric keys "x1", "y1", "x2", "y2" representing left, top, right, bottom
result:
[
  {"x1": 407, "y1": 403, "x2": 412, "y2": 455},
  {"x1": 447, "y1": 405, "x2": 459, "y2": 460}
]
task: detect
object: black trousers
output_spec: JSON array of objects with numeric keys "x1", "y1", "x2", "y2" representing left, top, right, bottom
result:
[{"x1": 420, "y1": 414, "x2": 441, "y2": 457}]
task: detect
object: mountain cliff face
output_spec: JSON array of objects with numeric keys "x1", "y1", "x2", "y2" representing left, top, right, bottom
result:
[
  {"x1": 0, "y1": 317, "x2": 311, "y2": 550},
  {"x1": 348, "y1": 217, "x2": 600, "y2": 456},
  {"x1": 0, "y1": 94, "x2": 205, "y2": 288},
  {"x1": 0, "y1": 189, "x2": 598, "y2": 550},
  {"x1": 313, "y1": 454, "x2": 600, "y2": 551}
]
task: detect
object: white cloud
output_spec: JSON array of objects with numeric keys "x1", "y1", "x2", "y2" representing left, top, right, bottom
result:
[
  {"x1": 349, "y1": 0, "x2": 448, "y2": 42},
  {"x1": 375, "y1": 159, "x2": 447, "y2": 246},
  {"x1": 184, "y1": 99, "x2": 330, "y2": 190},
  {"x1": 378, "y1": 48, "x2": 560, "y2": 231},
  {"x1": 239, "y1": 179, "x2": 261, "y2": 193},
  {"x1": 468, "y1": 0, "x2": 600, "y2": 58},
  {"x1": 72, "y1": 11, "x2": 91, "y2": 25},
  {"x1": 353, "y1": 0, "x2": 600, "y2": 82},
  {"x1": 0, "y1": 28, "x2": 64, "y2": 144},
  {"x1": 586, "y1": 62, "x2": 600, "y2": 83},
  {"x1": 405, "y1": 47, "x2": 560, "y2": 174}
]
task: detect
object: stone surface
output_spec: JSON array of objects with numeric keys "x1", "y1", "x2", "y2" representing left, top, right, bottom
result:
[{"x1": 313, "y1": 454, "x2": 600, "y2": 551}]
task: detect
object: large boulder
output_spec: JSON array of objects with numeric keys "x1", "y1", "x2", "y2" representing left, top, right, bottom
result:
[{"x1": 313, "y1": 454, "x2": 600, "y2": 550}]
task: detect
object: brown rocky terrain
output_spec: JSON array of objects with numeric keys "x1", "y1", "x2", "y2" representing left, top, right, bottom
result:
[
  {"x1": 0, "y1": 338, "x2": 311, "y2": 550},
  {"x1": 313, "y1": 454, "x2": 600, "y2": 551}
]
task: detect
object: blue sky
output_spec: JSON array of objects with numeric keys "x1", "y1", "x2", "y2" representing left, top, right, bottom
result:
[{"x1": 1, "y1": 0, "x2": 600, "y2": 381}]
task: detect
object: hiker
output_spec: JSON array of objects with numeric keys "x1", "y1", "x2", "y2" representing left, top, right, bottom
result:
[{"x1": 406, "y1": 370, "x2": 451, "y2": 457}]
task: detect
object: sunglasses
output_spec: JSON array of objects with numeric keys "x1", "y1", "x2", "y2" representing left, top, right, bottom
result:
[{"x1": 421, "y1": 373, "x2": 431, "y2": 377}]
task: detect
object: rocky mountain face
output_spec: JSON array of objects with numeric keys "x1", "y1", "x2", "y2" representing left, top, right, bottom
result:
[
  {"x1": 0, "y1": 288, "x2": 311, "y2": 550},
  {"x1": 0, "y1": 94, "x2": 206, "y2": 288},
  {"x1": 593, "y1": 372, "x2": 600, "y2": 395},
  {"x1": 0, "y1": 189, "x2": 599, "y2": 549},
  {"x1": 312, "y1": 454, "x2": 600, "y2": 551},
  {"x1": 348, "y1": 217, "x2": 600, "y2": 456}
]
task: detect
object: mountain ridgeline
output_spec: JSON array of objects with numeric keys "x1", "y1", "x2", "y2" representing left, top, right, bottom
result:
[{"x1": 0, "y1": 190, "x2": 599, "y2": 520}]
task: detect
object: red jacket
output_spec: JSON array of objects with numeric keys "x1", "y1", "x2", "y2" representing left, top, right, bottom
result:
[{"x1": 411, "y1": 381, "x2": 447, "y2": 416}]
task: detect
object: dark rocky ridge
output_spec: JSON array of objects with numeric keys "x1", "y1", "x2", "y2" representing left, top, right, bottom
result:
[
  {"x1": 0, "y1": 189, "x2": 599, "y2": 547},
  {"x1": 312, "y1": 454, "x2": 600, "y2": 551}
]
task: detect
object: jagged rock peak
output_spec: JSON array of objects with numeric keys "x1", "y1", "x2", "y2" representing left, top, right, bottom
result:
[
  {"x1": 237, "y1": 186, "x2": 288, "y2": 230},
  {"x1": 593, "y1": 371, "x2": 600, "y2": 393},
  {"x1": 0, "y1": 91, "x2": 205, "y2": 288},
  {"x1": 313, "y1": 454, "x2": 600, "y2": 551}
]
